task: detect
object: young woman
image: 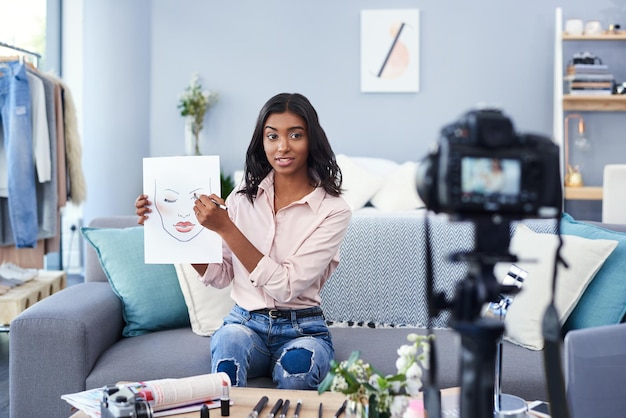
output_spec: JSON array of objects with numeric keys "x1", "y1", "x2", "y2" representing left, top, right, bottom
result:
[{"x1": 135, "y1": 93, "x2": 351, "y2": 389}]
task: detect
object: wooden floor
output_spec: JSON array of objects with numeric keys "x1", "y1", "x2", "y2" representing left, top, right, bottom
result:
[{"x1": 0, "y1": 273, "x2": 83, "y2": 418}]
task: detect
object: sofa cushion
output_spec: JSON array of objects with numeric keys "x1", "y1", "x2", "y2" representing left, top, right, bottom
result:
[
  {"x1": 85, "y1": 328, "x2": 214, "y2": 388},
  {"x1": 81, "y1": 226, "x2": 190, "y2": 337},
  {"x1": 370, "y1": 161, "x2": 425, "y2": 211},
  {"x1": 494, "y1": 224, "x2": 617, "y2": 350},
  {"x1": 336, "y1": 154, "x2": 385, "y2": 210},
  {"x1": 561, "y1": 213, "x2": 626, "y2": 331},
  {"x1": 174, "y1": 263, "x2": 234, "y2": 336}
]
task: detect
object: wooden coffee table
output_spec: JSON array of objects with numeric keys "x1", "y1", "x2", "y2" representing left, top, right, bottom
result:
[
  {"x1": 0, "y1": 269, "x2": 66, "y2": 331},
  {"x1": 69, "y1": 387, "x2": 345, "y2": 418},
  {"x1": 70, "y1": 386, "x2": 461, "y2": 417}
]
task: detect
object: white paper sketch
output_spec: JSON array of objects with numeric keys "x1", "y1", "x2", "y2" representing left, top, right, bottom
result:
[
  {"x1": 143, "y1": 155, "x2": 223, "y2": 264},
  {"x1": 361, "y1": 9, "x2": 420, "y2": 93}
]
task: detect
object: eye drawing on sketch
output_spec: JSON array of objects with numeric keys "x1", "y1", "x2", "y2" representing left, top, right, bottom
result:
[{"x1": 153, "y1": 178, "x2": 210, "y2": 242}]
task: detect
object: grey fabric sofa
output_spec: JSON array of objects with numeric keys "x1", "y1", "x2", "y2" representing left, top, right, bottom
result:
[{"x1": 8, "y1": 211, "x2": 623, "y2": 418}]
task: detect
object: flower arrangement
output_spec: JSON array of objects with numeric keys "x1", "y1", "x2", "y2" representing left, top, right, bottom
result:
[
  {"x1": 177, "y1": 73, "x2": 219, "y2": 155},
  {"x1": 318, "y1": 333, "x2": 432, "y2": 418}
]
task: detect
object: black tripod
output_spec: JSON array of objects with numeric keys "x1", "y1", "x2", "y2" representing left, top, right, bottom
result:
[{"x1": 446, "y1": 216, "x2": 520, "y2": 418}]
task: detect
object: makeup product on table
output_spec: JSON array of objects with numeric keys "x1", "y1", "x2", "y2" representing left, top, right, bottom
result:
[
  {"x1": 247, "y1": 396, "x2": 269, "y2": 418},
  {"x1": 294, "y1": 400, "x2": 302, "y2": 418},
  {"x1": 268, "y1": 399, "x2": 283, "y2": 418},
  {"x1": 278, "y1": 399, "x2": 290, "y2": 418},
  {"x1": 220, "y1": 379, "x2": 230, "y2": 416},
  {"x1": 333, "y1": 400, "x2": 347, "y2": 418},
  {"x1": 200, "y1": 404, "x2": 210, "y2": 418}
]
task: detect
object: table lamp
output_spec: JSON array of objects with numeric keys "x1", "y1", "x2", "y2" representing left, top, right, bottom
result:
[{"x1": 564, "y1": 113, "x2": 589, "y2": 187}]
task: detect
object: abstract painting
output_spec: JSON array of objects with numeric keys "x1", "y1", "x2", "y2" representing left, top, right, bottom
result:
[{"x1": 361, "y1": 9, "x2": 420, "y2": 93}]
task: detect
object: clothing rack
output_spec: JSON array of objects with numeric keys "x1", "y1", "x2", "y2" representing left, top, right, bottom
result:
[{"x1": 0, "y1": 41, "x2": 41, "y2": 67}]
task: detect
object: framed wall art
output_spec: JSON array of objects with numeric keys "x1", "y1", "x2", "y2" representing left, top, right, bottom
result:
[{"x1": 361, "y1": 9, "x2": 420, "y2": 93}]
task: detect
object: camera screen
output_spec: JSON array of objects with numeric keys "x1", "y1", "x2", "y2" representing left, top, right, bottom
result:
[{"x1": 461, "y1": 157, "x2": 521, "y2": 198}]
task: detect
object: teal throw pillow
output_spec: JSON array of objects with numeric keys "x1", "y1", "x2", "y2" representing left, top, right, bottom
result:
[
  {"x1": 81, "y1": 226, "x2": 190, "y2": 337},
  {"x1": 561, "y1": 213, "x2": 626, "y2": 331}
]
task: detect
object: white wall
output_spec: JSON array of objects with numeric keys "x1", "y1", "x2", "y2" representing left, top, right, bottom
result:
[
  {"x1": 79, "y1": 0, "x2": 151, "y2": 224},
  {"x1": 66, "y1": 0, "x2": 626, "y2": 225}
]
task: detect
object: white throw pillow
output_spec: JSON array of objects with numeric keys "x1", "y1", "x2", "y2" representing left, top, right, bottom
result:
[
  {"x1": 350, "y1": 156, "x2": 400, "y2": 177},
  {"x1": 370, "y1": 161, "x2": 425, "y2": 211},
  {"x1": 174, "y1": 264, "x2": 235, "y2": 336},
  {"x1": 336, "y1": 154, "x2": 384, "y2": 210},
  {"x1": 493, "y1": 225, "x2": 617, "y2": 350}
]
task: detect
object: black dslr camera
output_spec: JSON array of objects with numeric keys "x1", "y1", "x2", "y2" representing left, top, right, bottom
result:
[
  {"x1": 101, "y1": 385, "x2": 153, "y2": 418},
  {"x1": 416, "y1": 108, "x2": 563, "y2": 418},
  {"x1": 416, "y1": 108, "x2": 562, "y2": 219}
]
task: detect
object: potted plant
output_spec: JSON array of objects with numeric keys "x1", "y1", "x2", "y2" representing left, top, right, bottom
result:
[{"x1": 177, "y1": 73, "x2": 219, "y2": 156}]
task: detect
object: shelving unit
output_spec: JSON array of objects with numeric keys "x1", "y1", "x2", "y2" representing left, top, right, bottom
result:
[
  {"x1": 564, "y1": 186, "x2": 603, "y2": 200},
  {"x1": 563, "y1": 95, "x2": 626, "y2": 111},
  {"x1": 554, "y1": 8, "x2": 626, "y2": 201},
  {"x1": 562, "y1": 33, "x2": 626, "y2": 41}
]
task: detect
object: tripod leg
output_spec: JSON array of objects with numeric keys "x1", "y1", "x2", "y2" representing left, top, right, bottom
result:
[{"x1": 454, "y1": 318, "x2": 504, "y2": 418}]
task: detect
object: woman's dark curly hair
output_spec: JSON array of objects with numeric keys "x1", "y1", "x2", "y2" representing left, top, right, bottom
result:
[{"x1": 239, "y1": 93, "x2": 342, "y2": 203}]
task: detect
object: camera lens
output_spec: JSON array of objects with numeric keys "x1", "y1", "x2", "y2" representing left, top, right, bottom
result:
[{"x1": 135, "y1": 399, "x2": 153, "y2": 418}]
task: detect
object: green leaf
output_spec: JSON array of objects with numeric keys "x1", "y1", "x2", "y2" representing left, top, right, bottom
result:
[
  {"x1": 343, "y1": 372, "x2": 361, "y2": 389},
  {"x1": 317, "y1": 370, "x2": 335, "y2": 394},
  {"x1": 386, "y1": 374, "x2": 405, "y2": 382},
  {"x1": 345, "y1": 350, "x2": 361, "y2": 368},
  {"x1": 220, "y1": 171, "x2": 235, "y2": 199}
]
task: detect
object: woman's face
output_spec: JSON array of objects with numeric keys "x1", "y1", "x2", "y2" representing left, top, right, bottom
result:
[
  {"x1": 154, "y1": 181, "x2": 209, "y2": 242},
  {"x1": 263, "y1": 111, "x2": 309, "y2": 178}
]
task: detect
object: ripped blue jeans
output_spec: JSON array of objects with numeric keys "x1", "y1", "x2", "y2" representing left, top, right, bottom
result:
[{"x1": 210, "y1": 304, "x2": 333, "y2": 389}]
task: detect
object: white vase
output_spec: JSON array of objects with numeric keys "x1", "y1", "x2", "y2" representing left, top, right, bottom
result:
[
  {"x1": 346, "y1": 397, "x2": 369, "y2": 418},
  {"x1": 184, "y1": 116, "x2": 201, "y2": 156}
]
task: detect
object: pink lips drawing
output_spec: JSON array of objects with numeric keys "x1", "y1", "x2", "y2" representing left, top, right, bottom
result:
[{"x1": 174, "y1": 222, "x2": 195, "y2": 233}]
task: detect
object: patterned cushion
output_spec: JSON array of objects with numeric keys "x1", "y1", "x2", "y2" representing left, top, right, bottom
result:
[{"x1": 321, "y1": 210, "x2": 557, "y2": 328}]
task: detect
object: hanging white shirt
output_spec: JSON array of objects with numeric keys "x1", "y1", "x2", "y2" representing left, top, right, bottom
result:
[{"x1": 26, "y1": 70, "x2": 52, "y2": 183}]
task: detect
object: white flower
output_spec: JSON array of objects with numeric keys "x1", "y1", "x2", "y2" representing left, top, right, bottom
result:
[
  {"x1": 390, "y1": 380, "x2": 402, "y2": 393},
  {"x1": 405, "y1": 363, "x2": 423, "y2": 396},
  {"x1": 397, "y1": 344, "x2": 417, "y2": 358},
  {"x1": 368, "y1": 374, "x2": 382, "y2": 390},
  {"x1": 390, "y1": 395, "x2": 409, "y2": 418},
  {"x1": 320, "y1": 334, "x2": 434, "y2": 417},
  {"x1": 406, "y1": 362, "x2": 422, "y2": 380},
  {"x1": 395, "y1": 355, "x2": 408, "y2": 372},
  {"x1": 330, "y1": 375, "x2": 348, "y2": 392}
]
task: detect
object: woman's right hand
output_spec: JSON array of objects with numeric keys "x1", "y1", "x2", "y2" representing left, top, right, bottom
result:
[{"x1": 135, "y1": 194, "x2": 152, "y2": 225}]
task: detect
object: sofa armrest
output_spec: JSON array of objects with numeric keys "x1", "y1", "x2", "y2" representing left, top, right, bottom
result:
[
  {"x1": 564, "y1": 323, "x2": 626, "y2": 417},
  {"x1": 9, "y1": 282, "x2": 123, "y2": 418}
]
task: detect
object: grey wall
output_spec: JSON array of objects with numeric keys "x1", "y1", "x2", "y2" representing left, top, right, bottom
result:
[{"x1": 75, "y1": 0, "x2": 626, "y2": 223}]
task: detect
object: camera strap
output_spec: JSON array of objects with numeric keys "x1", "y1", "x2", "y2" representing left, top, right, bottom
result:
[
  {"x1": 541, "y1": 215, "x2": 571, "y2": 418},
  {"x1": 423, "y1": 213, "x2": 442, "y2": 418}
]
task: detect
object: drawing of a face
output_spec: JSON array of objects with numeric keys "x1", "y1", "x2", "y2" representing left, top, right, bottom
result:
[{"x1": 153, "y1": 179, "x2": 209, "y2": 242}]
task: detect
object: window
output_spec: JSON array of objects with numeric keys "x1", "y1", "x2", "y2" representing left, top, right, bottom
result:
[{"x1": 0, "y1": 0, "x2": 47, "y2": 67}]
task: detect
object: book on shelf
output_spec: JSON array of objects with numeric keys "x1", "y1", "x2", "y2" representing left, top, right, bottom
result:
[
  {"x1": 566, "y1": 63, "x2": 610, "y2": 74},
  {"x1": 565, "y1": 73, "x2": 615, "y2": 82},
  {"x1": 567, "y1": 89, "x2": 613, "y2": 96},
  {"x1": 61, "y1": 372, "x2": 231, "y2": 418},
  {"x1": 569, "y1": 81, "x2": 614, "y2": 89}
]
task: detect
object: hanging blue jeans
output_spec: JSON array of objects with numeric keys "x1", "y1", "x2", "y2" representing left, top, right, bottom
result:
[
  {"x1": 0, "y1": 61, "x2": 38, "y2": 248},
  {"x1": 210, "y1": 304, "x2": 334, "y2": 389}
]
